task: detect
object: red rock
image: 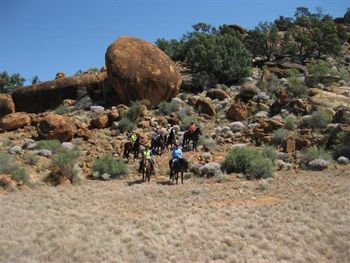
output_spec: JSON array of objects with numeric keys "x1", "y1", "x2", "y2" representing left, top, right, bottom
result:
[
  {"x1": 195, "y1": 98, "x2": 216, "y2": 117},
  {"x1": 90, "y1": 115, "x2": 109, "y2": 129},
  {"x1": 37, "y1": 114, "x2": 77, "y2": 142},
  {"x1": 0, "y1": 94, "x2": 15, "y2": 117},
  {"x1": 206, "y1": 89, "x2": 230, "y2": 101},
  {"x1": 0, "y1": 112, "x2": 31, "y2": 131},
  {"x1": 105, "y1": 36, "x2": 182, "y2": 106},
  {"x1": 227, "y1": 101, "x2": 248, "y2": 121}
]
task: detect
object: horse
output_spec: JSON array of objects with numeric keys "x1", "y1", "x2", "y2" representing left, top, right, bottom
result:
[
  {"x1": 123, "y1": 137, "x2": 141, "y2": 161},
  {"x1": 151, "y1": 133, "x2": 166, "y2": 155},
  {"x1": 139, "y1": 158, "x2": 152, "y2": 182},
  {"x1": 182, "y1": 127, "x2": 202, "y2": 151},
  {"x1": 169, "y1": 158, "x2": 188, "y2": 184},
  {"x1": 166, "y1": 129, "x2": 177, "y2": 149}
]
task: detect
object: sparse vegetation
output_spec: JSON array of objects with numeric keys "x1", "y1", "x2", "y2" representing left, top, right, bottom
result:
[
  {"x1": 0, "y1": 153, "x2": 30, "y2": 185},
  {"x1": 158, "y1": 100, "x2": 179, "y2": 115},
  {"x1": 117, "y1": 118, "x2": 136, "y2": 133},
  {"x1": 271, "y1": 128, "x2": 288, "y2": 146},
  {"x1": 92, "y1": 154, "x2": 128, "y2": 179},
  {"x1": 308, "y1": 109, "x2": 332, "y2": 129},
  {"x1": 36, "y1": 140, "x2": 62, "y2": 154},
  {"x1": 284, "y1": 115, "x2": 297, "y2": 130},
  {"x1": 54, "y1": 105, "x2": 72, "y2": 115},
  {"x1": 301, "y1": 145, "x2": 332, "y2": 164},
  {"x1": 287, "y1": 72, "x2": 307, "y2": 97},
  {"x1": 50, "y1": 147, "x2": 81, "y2": 182},
  {"x1": 180, "y1": 115, "x2": 201, "y2": 131},
  {"x1": 261, "y1": 145, "x2": 278, "y2": 162}
]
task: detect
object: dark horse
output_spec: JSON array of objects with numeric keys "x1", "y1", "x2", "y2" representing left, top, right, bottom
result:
[
  {"x1": 123, "y1": 137, "x2": 141, "y2": 161},
  {"x1": 151, "y1": 133, "x2": 166, "y2": 155},
  {"x1": 166, "y1": 129, "x2": 177, "y2": 149},
  {"x1": 140, "y1": 158, "x2": 152, "y2": 182},
  {"x1": 182, "y1": 127, "x2": 202, "y2": 151},
  {"x1": 169, "y1": 158, "x2": 188, "y2": 184}
]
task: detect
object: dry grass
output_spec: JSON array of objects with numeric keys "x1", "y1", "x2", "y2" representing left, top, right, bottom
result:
[{"x1": 0, "y1": 169, "x2": 349, "y2": 262}]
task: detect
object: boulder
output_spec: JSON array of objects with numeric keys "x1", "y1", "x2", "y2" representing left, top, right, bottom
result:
[
  {"x1": 337, "y1": 156, "x2": 349, "y2": 165},
  {"x1": 0, "y1": 175, "x2": 17, "y2": 190},
  {"x1": 195, "y1": 98, "x2": 216, "y2": 116},
  {"x1": 0, "y1": 112, "x2": 31, "y2": 131},
  {"x1": 108, "y1": 108, "x2": 120, "y2": 122},
  {"x1": 227, "y1": 101, "x2": 248, "y2": 121},
  {"x1": 90, "y1": 115, "x2": 109, "y2": 129},
  {"x1": 237, "y1": 83, "x2": 259, "y2": 102},
  {"x1": 309, "y1": 88, "x2": 350, "y2": 109},
  {"x1": 37, "y1": 114, "x2": 77, "y2": 142},
  {"x1": 206, "y1": 89, "x2": 230, "y2": 101},
  {"x1": 105, "y1": 36, "x2": 182, "y2": 106},
  {"x1": 308, "y1": 159, "x2": 329, "y2": 171},
  {"x1": 0, "y1": 94, "x2": 15, "y2": 117}
]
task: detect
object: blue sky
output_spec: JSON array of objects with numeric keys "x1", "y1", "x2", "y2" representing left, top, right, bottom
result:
[{"x1": 0, "y1": 0, "x2": 348, "y2": 85}]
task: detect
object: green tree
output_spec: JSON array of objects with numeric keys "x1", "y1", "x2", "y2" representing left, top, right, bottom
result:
[
  {"x1": 245, "y1": 22, "x2": 280, "y2": 61},
  {"x1": 31, "y1": 76, "x2": 40, "y2": 84},
  {"x1": 0, "y1": 71, "x2": 25, "y2": 94},
  {"x1": 274, "y1": 16, "x2": 294, "y2": 31}
]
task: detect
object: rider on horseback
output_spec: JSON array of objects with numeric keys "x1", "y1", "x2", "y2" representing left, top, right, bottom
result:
[
  {"x1": 138, "y1": 145, "x2": 155, "y2": 173},
  {"x1": 152, "y1": 127, "x2": 162, "y2": 141},
  {"x1": 170, "y1": 144, "x2": 183, "y2": 170},
  {"x1": 130, "y1": 132, "x2": 137, "y2": 147},
  {"x1": 188, "y1": 121, "x2": 197, "y2": 134}
]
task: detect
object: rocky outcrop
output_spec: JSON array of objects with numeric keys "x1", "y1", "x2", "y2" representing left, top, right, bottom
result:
[
  {"x1": 105, "y1": 36, "x2": 182, "y2": 106},
  {"x1": 37, "y1": 114, "x2": 77, "y2": 142},
  {"x1": 0, "y1": 112, "x2": 31, "y2": 131},
  {"x1": 195, "y1": 98, "x2": 216, "y2": 116},
  {"x1": 305, "y1": 75, "x2": 340, "y2": 87},
  {"x1": 227, "y1": 101, "x2": 248, "y2": 121},
  {"x1": 237, "y1": 83, "x2": 259, "y2": 102},
  {"x1": 90, "y1": 115, "x2": 109, "y2": 129},
  {"x1": 12, "y1": 72, "x2": 107, "y2": 113},
  {"x1": 0, "y1": 94, "x2": 15, "y2": 117},
  {"x1": 309, "y1": 88, "x2": 350, "y2": 109}
]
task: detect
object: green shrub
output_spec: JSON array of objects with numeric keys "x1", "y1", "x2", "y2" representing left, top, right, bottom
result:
[
  {"x1": 198, "y1": 136, "x2": 216, "y2": 150},
  {"x1": 301, "y1": 146, "x2": 332, "y2": 164},
  {"x1": 11, "y1": 168, "x2": 30, "y2": 185},
  {"x1": 54, "y1": 105, "x2": 72, "y2": 115},
  {"x1": 339, "y1": 68, "x2": 350, "y2": 82},
  {"x1": 179, "y1": 105, "x2": 193, "y2": 119},
  {"x1": 306, "y1": 59, "x2": 335, "y2": 77},
  {"x1": 118, "y1": 117, "x2": 136, "y2": 133},
  {"x1": 308, "y1": 110, "x2": 332, "y2": 129},
  {"x1": 24, "y1": 153, "x2": 39, "y2": 166},
  {"x1": 246, "y1": 157, "x2": 274, "y2": 179},
  {"x1": 123, "y1": 101, "x2": 144, "y2": 121},
  {"x1": 271, "y1": 129, "x2": 288, "y2": 146},
  {"x1": 222, "y1": 147, "x2": 274, "y2": 179},
  {"x1": 0, "y1": 153, "x2": 30, "y2": 185},
  {"x1": 284, "y1": 115, "x2": 297, "y2": 130},
  {"x1": 266, "y1": 74, "x2": 280, "y2": 95},
  {"x1": 50, "y1": 147, "x2": 81, "y2": 181},
  {"x1": 158, "y1": 101, "x2": 179, "y2": 115},
  {"x1": 36, "y1": 140, "x2": 62, "y2": 154},
  {"x1": 261, "y1": 146, "x2": 278, "y2": 162},
  {"x1": 92, "y1": 154, "x2": 128, "y2": 179},
  {"x1": 287, "y1": 75, "x2": 307, "y2": 97}
]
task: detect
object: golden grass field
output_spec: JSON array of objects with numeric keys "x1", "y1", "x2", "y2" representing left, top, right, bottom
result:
[{"x1": 0, "y1": 168, "x2": 349, "y2": 262}]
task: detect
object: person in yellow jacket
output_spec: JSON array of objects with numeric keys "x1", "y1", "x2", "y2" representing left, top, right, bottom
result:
[{"x1": 138, "y1": 146, "x2": 155, "y2": 173}]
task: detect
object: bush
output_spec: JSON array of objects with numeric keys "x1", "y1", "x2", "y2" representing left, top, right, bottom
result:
[
  {"x1": 55, "y1": 105, "x2": 72, "y2": 115},
  {"x1": 24, "y1": 153, "x2": 39, "y2": 166},
  {"x1": 287, "y1": 75, "x2": 307, "y2": 97},
  {"x1": 118, "y1": 117, "x2": 136, "y2": 133},
  {"x1": 246, "y1": 157, "x2": 274, "y2": 179},
  {"x1": 308, "y1": 110, "x2": 332, "y2": 129},
  {"x1": 123, "y1": 101, "x2": 144, "y2": 121},
  {"x1": 198, "y1": 136, "x2": 217, "y2": 150},
  {"x1": 92, "y1": 154, "x2": 128, "y2": 179},
  {"x1": 50, "y1": 147, "x2": 81, "y2": 182},
  {"x1": 261, "y1": 146, "x2": 278, "y2": 162},
  {"x1": 158, "y1": 101, "x2": 179, "y2": 115},
  {"x1": 301, "y1": 146, "x2": 332, "y2": 164},
  {"x1": 0, "y1": 153, "x2": 30, "y2": 185},
  {"x1": 284, "y1": 115, "x2": 297, "y2": 130},
  {"x1": 222, "y1": 147, "x2": 274, "y2": 179},
  {"x1": 266, "y1": 74, "x2": 280, "y2": 95},
  {"x1": 36, "y1": 140, "x2": 62, "y2": 154},
  {"x1": 271, "y1": 129, "x2": 288, "y2": 146},
  {"x1": 306, "y1": 59, "x2": 335, "y2": 77}
]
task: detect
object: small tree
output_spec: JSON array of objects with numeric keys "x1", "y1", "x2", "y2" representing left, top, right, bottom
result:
[{"x1": 0, "y1": 71, "x2": 25, "y2": 94}]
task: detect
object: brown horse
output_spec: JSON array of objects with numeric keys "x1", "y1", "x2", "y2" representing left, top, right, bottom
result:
[
  {"x1": 166, "y1": 129, "x2": 177, "y2": 149},
  {"x1": 182, "y1": 127, "x2": 202, "y2": 151},
  {"x1": 151, "y1": 133, "x2": 166, "y2": 156},
  {"x1": 169, "y1": 158, "x2": 188, "y2": 184},
  {"x1": 123, "y1": 137, "x2": 141, "y2": 162},
  {"x1": 140, "y1": 158, "x2": 152, "y2": 182}
]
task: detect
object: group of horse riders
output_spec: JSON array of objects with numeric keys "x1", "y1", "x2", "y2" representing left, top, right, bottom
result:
[{"x1": 128, "y1": 121, "x2": 197, "y2": 177}]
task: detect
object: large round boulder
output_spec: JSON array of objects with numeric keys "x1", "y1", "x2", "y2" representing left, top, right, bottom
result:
[
  {"x1": 227, "y1": 101, "x2": 248, "y2": 121},
  {"x1": 0, "y1": 112, "x2": 31, "y2": 131},
  {"x1": 105, "y1": 36, "x2": 182, "y2": 106},
  {"x1": 37, "y1": 114, "x2": 77, "y2": 142},
  {"x1": 0, "y1": 94, "x2": 15, "y2": 117}
]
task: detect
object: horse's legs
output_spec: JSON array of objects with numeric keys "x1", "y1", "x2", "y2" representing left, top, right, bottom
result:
[
  {"x1": 181, "y1": 172, "x2": 184, "y2": 184},
  {"x1": 175, "y1": 172, "x2": 179, "y2": 184}
]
